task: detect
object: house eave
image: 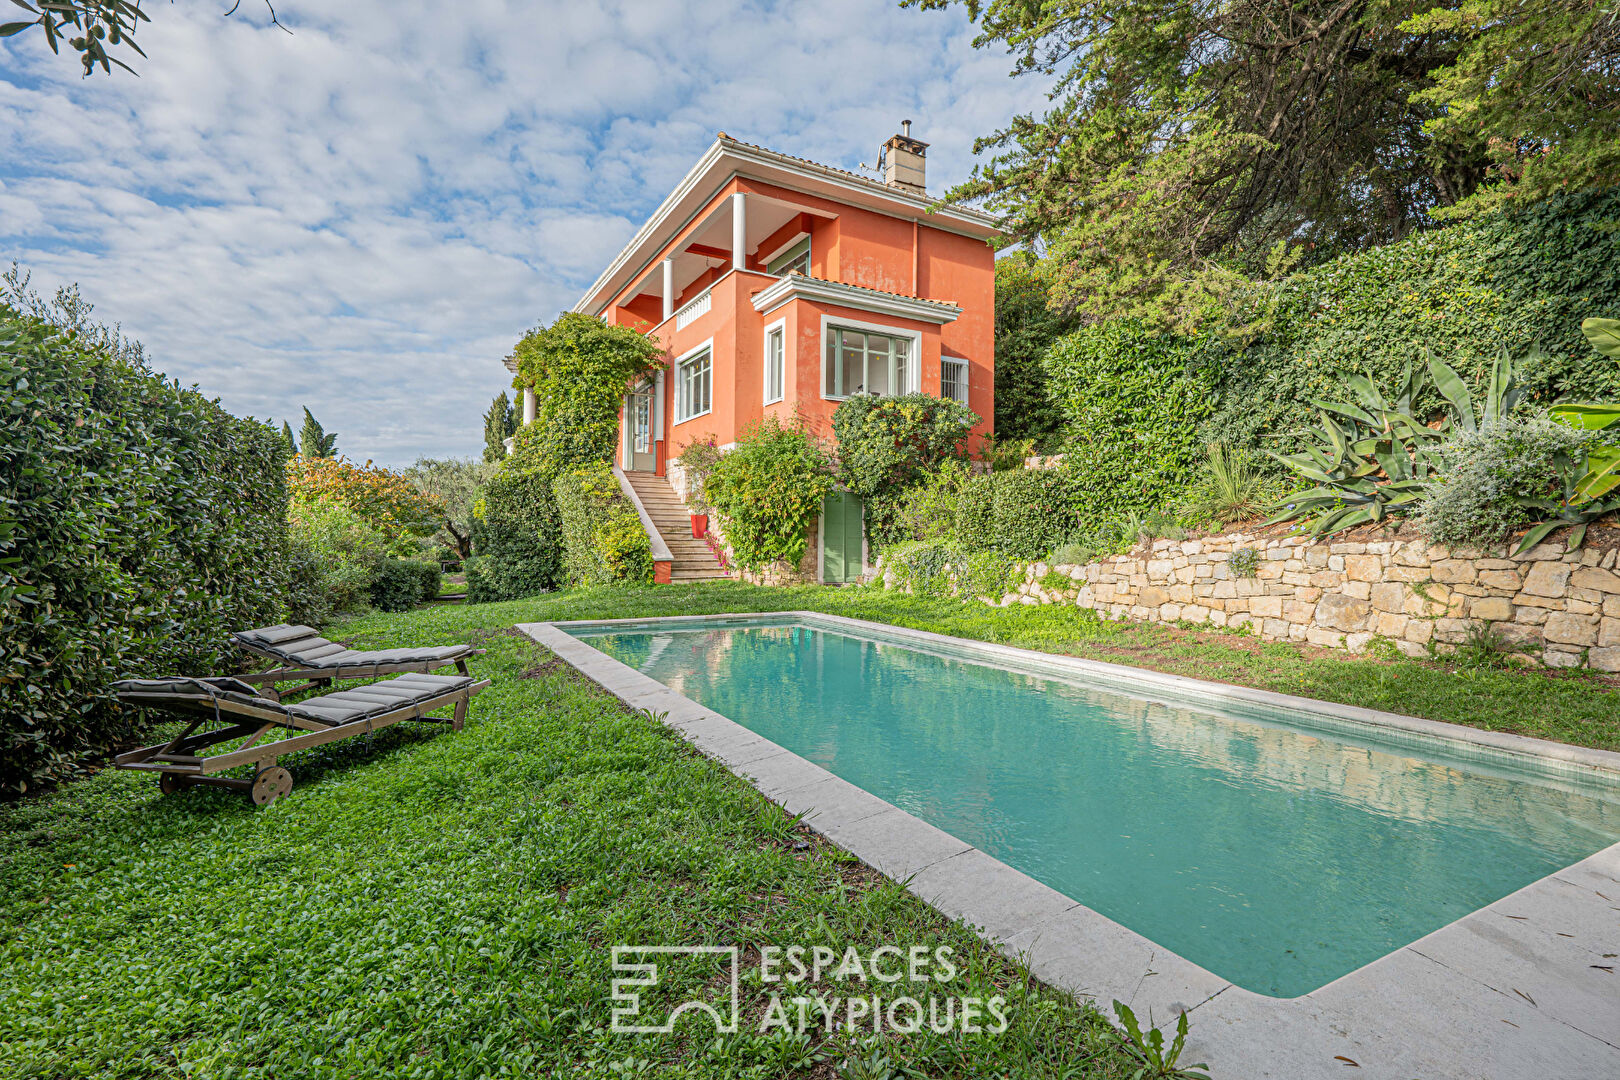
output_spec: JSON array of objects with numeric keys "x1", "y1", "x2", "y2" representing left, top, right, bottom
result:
[{"x1": 750, "y1": 275, "x2": 962, "y2": 325}]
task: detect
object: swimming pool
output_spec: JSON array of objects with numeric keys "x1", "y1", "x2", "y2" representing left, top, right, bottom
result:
[{"x1": 566, "y1": 615, "x2": 1620, "y2": 999}]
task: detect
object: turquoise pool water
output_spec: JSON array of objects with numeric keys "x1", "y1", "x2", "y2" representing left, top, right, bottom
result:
[{"x1": 571, "y1": 619, "x2": 1620, "y2": 998}]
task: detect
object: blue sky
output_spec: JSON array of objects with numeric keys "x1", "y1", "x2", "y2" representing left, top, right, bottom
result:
[{"x1": 1, "y1": 1, "x2": 1046, "y2": 467}]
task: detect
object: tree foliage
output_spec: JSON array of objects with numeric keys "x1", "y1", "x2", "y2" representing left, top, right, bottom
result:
[
  {"x1": 483, "y1": 391, "x2": 517, "y2": 464},
  {"x1": 298, "y1": 406, "x2": 337, "y2": 459},
  {"x1": 279, "y1": 420, "x2": 298, "y2": 459},
  {"x1": 918, "y1": 0, "x2": 1617, "y2": 325},
  {"x1": 0, "y1": 0, "x2": 285, "y2": 76},
  {"x1": 286, "y1": 455, "x2": 444, "y2": 547},
  {"x1": 832, "y1": 392, "x2": 980, "y2": 546},
  {"x1": 403, "y1": 456, "x2": 495, "y2": 560},
  {"x1": 991, "y1": 253, "x2": 1081, "y2": 448}
]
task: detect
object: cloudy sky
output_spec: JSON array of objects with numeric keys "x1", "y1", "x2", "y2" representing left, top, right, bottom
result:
[{"x1": 1, "y1": 1, "x2": 1045, "y2": 467}]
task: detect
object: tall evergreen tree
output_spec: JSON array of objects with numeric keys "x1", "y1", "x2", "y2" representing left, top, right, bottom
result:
[
  {"x1": 483, "y1": 392, "x2": 517, "y2": 463},
  {"x1": 279, "y1": 420, "x2": 299, "y2": 459},
  {"x1": 299, "y1": 407, "x2": 338, "y2": 459}
]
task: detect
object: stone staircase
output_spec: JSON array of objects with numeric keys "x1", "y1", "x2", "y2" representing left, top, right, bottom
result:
[{"x1": 624, "y1": 471, "x2": 730, "y2": 583}]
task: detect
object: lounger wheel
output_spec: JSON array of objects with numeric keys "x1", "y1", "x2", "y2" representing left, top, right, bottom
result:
[
  {"x1": 250, "y1": 766, "x2": 294, "y2": 806},
  {"x1": 159, "y1": 772, "x2": 186, "y2": 795}
]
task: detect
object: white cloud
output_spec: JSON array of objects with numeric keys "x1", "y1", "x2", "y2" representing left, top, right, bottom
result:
[{"x1": 0, "y1": 0, "x2": 1049, "y2": 466}]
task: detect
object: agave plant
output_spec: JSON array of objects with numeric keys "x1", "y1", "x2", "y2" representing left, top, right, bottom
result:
[
  {"x1": 1265, "y1": 361, "x2": 1450, "y2": 535},
  {"x1": 1514, "y1": 444, "x2": 1620, "y2": 553}
]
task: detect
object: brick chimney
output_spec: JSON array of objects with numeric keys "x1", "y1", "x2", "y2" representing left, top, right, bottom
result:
[{"x1": 882, "y1": 120, "x2": 928, "y2": 195}]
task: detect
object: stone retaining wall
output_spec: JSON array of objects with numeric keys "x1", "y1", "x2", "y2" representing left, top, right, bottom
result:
[{"x1": 964, "y1": 532, "x2": 1616, "y2": 670}]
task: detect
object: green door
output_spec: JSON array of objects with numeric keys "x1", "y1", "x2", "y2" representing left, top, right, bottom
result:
[{"x1": 821, "y1": 492, "x2": 865, "y2": 584}]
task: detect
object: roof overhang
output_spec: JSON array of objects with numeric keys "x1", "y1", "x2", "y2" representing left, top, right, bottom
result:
[
  {"x1": 575, "y1": 135, "x2": 1002, "y2": 317},
  {"x1": 751, "y1": 274, "x2": 962, "y2": 325}
]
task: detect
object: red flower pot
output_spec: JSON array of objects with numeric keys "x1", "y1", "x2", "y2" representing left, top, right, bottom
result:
[{"x1": 690, "y1": 513, "x2": 708, "y2": 539}]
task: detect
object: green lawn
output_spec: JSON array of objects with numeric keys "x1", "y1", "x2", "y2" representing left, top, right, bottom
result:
[
  {"x1": 3, "y1": 579, "x2": 1613, "y2": 1078},
  {"x1": 0, "y1": 594, "x2": 1137, "y2": 1080}
]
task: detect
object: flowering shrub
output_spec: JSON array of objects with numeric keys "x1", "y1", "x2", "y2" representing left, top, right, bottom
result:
[{"x1": 287, "y1": 454, "x2": 444, "y2": 548}]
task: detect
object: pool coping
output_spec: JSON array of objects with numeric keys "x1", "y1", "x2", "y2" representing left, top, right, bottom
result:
[{"x1": 519, "y1": 612, "x2": 1620, "y2": 1080}]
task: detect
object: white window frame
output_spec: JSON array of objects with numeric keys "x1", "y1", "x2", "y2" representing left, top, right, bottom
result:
[
  {"x1": 762, "y1": 318, "x2": 786, "y2": 405},
  {"x1": 674, "y1": 338, "x2": 714, "y2": 424},
  {"x1": 818, "y1": 315, "x2": 923, "y2": 401},
  {"x1": 941, "y1": 357, "x2": 969, "y2": 405}
]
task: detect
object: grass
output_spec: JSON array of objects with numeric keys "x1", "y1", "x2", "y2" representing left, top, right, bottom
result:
[
  {"x1": 0, "y1": 601, "x2": 1138, "y2": 1079},
  {"x1": 4, "y1": 578, "x2": 1614, "y2": 1077}
]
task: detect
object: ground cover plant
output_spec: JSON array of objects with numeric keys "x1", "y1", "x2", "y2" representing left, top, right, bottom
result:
[{"x1": 0, "y1": 603, "x2": 1142, "y2": 1079}]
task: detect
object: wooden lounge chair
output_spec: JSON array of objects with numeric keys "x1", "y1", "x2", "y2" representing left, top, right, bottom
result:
[
  {"x1": 113, "y1": 672, "x2": 490, "y2": 805},
  {"x1": 232, "y1": 623, "x2": 483, "y2": 698}
]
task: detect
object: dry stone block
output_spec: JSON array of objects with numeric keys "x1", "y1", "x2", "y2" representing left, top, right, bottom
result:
[
  {"x1": 1344, "y1": 554, "x2": 1382, "y2": 581},
  {"x1": 1514, "y1": 606, "x2": 1550, "y2": 626},
  {"x1": 1342, "y1": 580, "x2": 1372, "y2": 600},
  {"x1": 1370, "y1": 582, "x2": 1406, "y2": 613},
  {"x1": 1404, "y1": 620, "x2": 1434, "y2": 644},
  {"x1": 1375, "y1": 612, "x2": 1409, "y2": 638},
  {"x1": 1543, "y1": 611, "x2": 1599, "y2": 647},
  {"x1": 1139, "y1": 586, "x2": 1170, "y2": 608},
  {"x1": 1284, "y1": 600, "x2": 1315, "y2": 624},
  {"x1": 1478, "y1": 569, "x2": 1522, "y2": 590},
  {"x1": 1572, "y1": 566, "x2": 1620, "y2": 594},
  {"x1": 1589, "y1": 647, "x2": 1620, "y2": 672},
  {"x1": 1250, "y1": 595, "x2": 1284, "y2": 618},
  {"x1": 1315, "y1": 593, "x2": 1373, "y2": 632},
  {"x1": 1468, "y1": 596, "x2": 1513, "y2": 622},
  {"x1": 1430, "y1": 559, "x2": 1477, "y2": 584},
  {"x1": 1306, "y1": 626, "x2": 1345, "y2": 648},
  {"x1": 1543, "y1": 649, "x2": 1583, "y2": 669},
  {"x1": 1263, "y1": 618, "x2": 1291, "y2": 639}
]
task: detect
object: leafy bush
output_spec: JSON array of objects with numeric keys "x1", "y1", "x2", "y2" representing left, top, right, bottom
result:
[
  {"x1": 893, "y1": 460, "x2": 973, "y2": 543},
  {"x1": 882, "y1": 539, "x2": 1020, "y2": 601},
  {"x1": 287, "y1": 500, "x2": 389, "y2": 620},
  {"x1": 1418, "y1": 417, "x2": 1606, "y2": 548},
  {"x1": 992, "y1": 253, "x2": 1081, "y2": 449},
  {"x1": 954, "y1": 473, "x2": 997, "y2": 550},
  {"x1": 369, "y1": 558, "x2": 442, "y2": 612},
  {"x1": 990, "y1": 469, "x2": 1081, "y2": 559},
  {"x1": 471, "y1": 466, "x2": 563, "y2": 602},
  {"x1": 1, "y1": 305, "x2": 290, "y2": 793},
  {"x1": 286, "y1": 454, "x2": 444, "y2": 551},
  {"x1": 833, "y1": 393, "x2": 980, "y2": 548},
  {"x1": 1043, "y1": 320, "x2": 1216, "y2": 528},
  {"x1": 553, "y1": 463, "x2": 654, "y2": 587},
  {"x1": 705, "y1": 418, "x2": 834, "y2": 572}
]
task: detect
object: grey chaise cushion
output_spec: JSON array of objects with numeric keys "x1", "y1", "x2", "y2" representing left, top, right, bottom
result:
[
  {"x1": 114, "y1": 673, "x2": 474, "y2": 726},
  {"x1": 235, "y1": 624, "x2": 470, "y2": 671}
]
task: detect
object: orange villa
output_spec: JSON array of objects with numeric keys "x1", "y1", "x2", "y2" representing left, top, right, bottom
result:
[{"x1": 512, "y1": 124, "x2": 1002, "y2": 584}]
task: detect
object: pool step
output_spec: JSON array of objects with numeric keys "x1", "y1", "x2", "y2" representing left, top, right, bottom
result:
[{"x1": 624, "y1": 471, "x2": 729, "y2": 583}]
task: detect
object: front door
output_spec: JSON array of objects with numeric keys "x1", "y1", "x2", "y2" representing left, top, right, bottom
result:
[
  {"x1": 821, "y1": 491, "x2": 865, "y2": 584},
  {"x1": 628, "y1": 383, "x2": 655, "y2": 472}
]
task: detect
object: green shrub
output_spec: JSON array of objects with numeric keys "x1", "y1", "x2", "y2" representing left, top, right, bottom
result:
[
  {"x1": 369, "y1": 558, "x2": 442, "y2": 612},
  {"x1": 472, "y1": 467, "x2": 563, "y2": 601},
  {"x1": 705, "y1": 418, "x2": 834, "y2": 572},
  {"x1": 287, "y1": 499, "x2": 389, "y2": 620},
  {"x1": 1043, "y1": 320, "x2": 1216, "y2": 528},
  {"x1": 462, "y1": 556, "x2": 492, "y2": 604},
  {"x1": 1180, "y1": 443, "x2": 1277, "y2": 528},
  {"x1": 833, "y1": 393, "x2": 980, "y2": 548},
  {"x1": 990, "y1": 469, "x2": 1081, "y2": 560},
  {"x1": 893, "y1": 460, "x2": 972, "y2": 543},
  {"x1": 1, "y1": 306, "x2": 290, "y2": 793},
  {"x1": 553, "y1": 462, "x2": 654, "y2": 587},
  {"x1": 1417, "y1": 416, "x2": 1605, "y2": 547},
  {"x1": 882, "y1": 540, "x2": 1020, "y2": 601},
  {"x1": 954, "y1": 473, "x2": 997, "y2": 550},
  {"x1": 675, "y1": 437, "x2": 723, "y2": 515}
]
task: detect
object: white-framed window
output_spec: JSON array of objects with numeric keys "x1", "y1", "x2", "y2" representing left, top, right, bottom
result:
[
  {"x1": 766, "y1": 236, "x2": 810, "y2": 276},
  {"x1": 941, "y1": 357, "x2": 969, "y2": 405},
  {"x1": 675, "y1": 342, "x2": 712, "y2": 423},
  {"x1": 821, "y1": 320, "x2": 919, "y2": 400},
  {"x1": 763, "y1": 319, "x2": 785, "y2": 404}
]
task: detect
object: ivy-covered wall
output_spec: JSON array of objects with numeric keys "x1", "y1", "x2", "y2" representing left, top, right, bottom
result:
[{"x1": 552, "y1": 463, "x2": 653, "y2": 588}]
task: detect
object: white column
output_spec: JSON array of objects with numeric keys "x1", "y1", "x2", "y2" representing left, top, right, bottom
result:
[
  {"x1": 661, "y1": 258, "x2": 674, "y2": 322},
  {"x1": 521, "y1": 385, "x2": 536, "y2": 425},
  {"x1": 731, "y1": 192, "x2": 746, "y2": 271}
]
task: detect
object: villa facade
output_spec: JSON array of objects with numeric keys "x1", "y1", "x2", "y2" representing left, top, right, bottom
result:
[{"x1": 514, "y1": 126, "x2": 1002, "y2": 583}]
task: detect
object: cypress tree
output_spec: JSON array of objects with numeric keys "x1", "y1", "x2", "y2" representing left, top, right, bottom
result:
[
  {"x1": 483, "y1": 392, "x2": 516, "y2": 463},
  {"x1": 299, "y1": 407, "x2": 338, "y2": 458},
  {"x1": 279, "y1": 420, "x2": 299, "y2": 459}
]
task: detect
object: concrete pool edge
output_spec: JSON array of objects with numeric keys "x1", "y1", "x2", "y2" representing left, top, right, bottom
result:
[{"x1": 519, "y1": 615, "x2": 1620, "y2": 1079}]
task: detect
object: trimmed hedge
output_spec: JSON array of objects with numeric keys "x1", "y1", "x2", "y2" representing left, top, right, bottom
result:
[
  {"x1": 1042, "y1": 320, "x2": 1215, "y2": 528},
  {"x1": 369, "y1": 558, "x2": 442, "y2": 612},
  {"x1": 951, "y1": 469, "x2": 1082, "y2": 560},
  {"x1": 553, "y1": 463, "x2": 653, "y2": 587},
  {"x1": 468, "y1": 467, "x2": 562, "y2": 603},
  {"x1": 1, "y1": 308, "x2": 290, "y2": 793}
]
